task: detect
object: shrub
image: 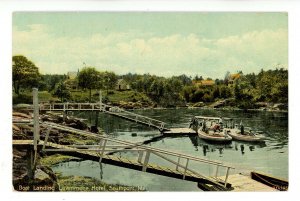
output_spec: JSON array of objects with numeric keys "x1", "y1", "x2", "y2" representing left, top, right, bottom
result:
[{"x1": 13, "y1": 93, "x2": 32, "y2": 104}]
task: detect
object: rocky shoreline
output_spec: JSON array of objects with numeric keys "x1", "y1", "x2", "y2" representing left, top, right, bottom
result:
[{"x1": 108, "y1": 99, "x2": 288, "y2": 113}]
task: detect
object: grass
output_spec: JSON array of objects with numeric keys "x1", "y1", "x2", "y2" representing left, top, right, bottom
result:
[
  {"x1": 13, "y1": 89, "x2": 153, "y2": 107},
  {"x1": 40, "y1": 154, "x2": 78, "y2": 166},
  {"x1": 58, "y1": 133, "x2": 98, "y2": 145}
]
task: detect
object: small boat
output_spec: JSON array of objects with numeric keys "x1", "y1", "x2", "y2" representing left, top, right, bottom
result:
[
  {"x1": 191, "y1": 116, "x2": 232, "y2": 143},
  {"x1": 225, "y1": 128, "x2": 265, "y2": 142},
  {"x1": 198, "y1": 130, "x2": 232, "y2": 142},
  {"x1": 223, "y1": 120, "x2": 266, "y2": 142}
]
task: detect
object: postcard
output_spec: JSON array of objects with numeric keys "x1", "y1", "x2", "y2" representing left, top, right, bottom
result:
[{"x1": 12, "y1": 12, "x2": 288, "y2": 192}]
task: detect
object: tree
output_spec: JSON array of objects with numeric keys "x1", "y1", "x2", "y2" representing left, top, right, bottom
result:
[
  {"x1": 12, "y1": 55, "x2": 40, "y2": 94},
  {"x1": 78, "y1": 67, "x2": 100, "y2": 102},
  {"x1": 53, "y1": 81, "x2": 71, "y2": 102},
  {"x1": 103, "y1": 71, "x2": 118, "y2": 92}
]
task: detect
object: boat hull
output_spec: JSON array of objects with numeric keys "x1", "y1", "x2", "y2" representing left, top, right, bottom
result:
[
  {"x1": 197, "y1": 130, "x2": 232, "y2": 143},
  {"x1": 226, "y1": 129, "x2": 265, "y2": 142}
]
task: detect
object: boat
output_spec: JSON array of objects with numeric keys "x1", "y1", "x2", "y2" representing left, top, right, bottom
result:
[
  {"x1": 223, "y1": 121, "x2": 266, "y2": 142},
  {"x1": 191, "y1": 116, "x2": 232, "y2": 143},
  {"x1": 198, "y1": 130, "x2": 232, "y2": 142},
  {"x1": 226, "y1": 129, "x2": 265, "y2": 142}
]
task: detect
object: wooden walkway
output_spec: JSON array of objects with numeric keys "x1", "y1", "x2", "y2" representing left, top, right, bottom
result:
[
  {"x1": 39, "y1": 102, "x2": 168, "y2": 131},
  {"x1": 13, "y1": 120, "x2": 237, "y2": 191},
  {"x1": 163, "y1": 128, "x2": 197, "y2": 135},
  {"x1": 217, "y1": 173, "x2": 277, "y2": 191},
  {"x1": 12, "y1": 89, "x2": 283, "y2": 191},
  {"x1": 42, "y1": 141, "x2": 224, "y2": 185}
]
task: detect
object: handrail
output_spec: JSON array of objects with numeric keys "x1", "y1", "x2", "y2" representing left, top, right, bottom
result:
[
  {"x1": 40, "y1": 102, "x2": 165, "y2": 125},
  {"x1": 42, "y1": 121, "x2": 234, "y2": 169}
]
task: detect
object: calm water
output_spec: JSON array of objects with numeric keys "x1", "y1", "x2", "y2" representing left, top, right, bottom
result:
[{"x1": 52, "y1": 108, "x2": 288, "y2": 191}]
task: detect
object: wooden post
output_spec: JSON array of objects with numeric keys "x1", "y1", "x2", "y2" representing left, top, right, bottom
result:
[
  {"x1": 32, "y1": 88, "x2": 39, "y2": 151},
  {"x1": 183, "y1": 158, "x2": 189, "y2": 180},
  {"x1": 138, "y1": 151, "x2": 144, "y2": 163},
  {"x1": 142, "y1": 150, "x2": 150, "y2": 172},
  {"x1": 215, "y1": 165, "x2": 219, "y2": 178},
  {"x1": 99, "y1": 90, "x2": 102, "y2": 111},
  {"x1": 224, "y1": 167, "x2": 230, "y2": 187},
  {"x1": 176, "y1": 156, "x2": 181, "y2": 171},
  {"x1": 26, "y1": 149, "x2": 34, "y2": 180},
  {"x1": 99, "y1": 139, "x2": 107, "y2": 163},
  {"x1": 43, "y1": 128, "x2": 51, "y2": 150},
  {"x1": 63, "y1": 111, "x2": 67, "y2": 122}
]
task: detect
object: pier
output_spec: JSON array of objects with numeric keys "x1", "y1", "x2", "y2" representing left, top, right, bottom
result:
[
  {"x1": 12, "y1": 89, "x2": 283, "y2": 191},
  {"x1": 39, "y1": 102, "x2": 168, "y2": 131}
]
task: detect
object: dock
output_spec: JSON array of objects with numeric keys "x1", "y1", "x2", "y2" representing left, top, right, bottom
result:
[
  {"x1": 13, "y1": 89, "x2": 285, "y2": 191},
  {"x1": 39, "y1": 102, "x2": 168, "y2": 131},
  {"x1": 217, "y1": 173, "x2": 278, "y2": 191},
  {"x1": 163, "y1": 128, "x2": 197, "y2": 135},
  {"x1": 13, "y1": 119, "x2": 236, "y2": 191}
]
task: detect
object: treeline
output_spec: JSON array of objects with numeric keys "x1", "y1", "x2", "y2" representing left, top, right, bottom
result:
[
  {"x1": 13, "y1": 55, "x2": 118, "y2": 103},
  {"x1": 13, "y1": 55, "x2": 288, "y2": 108},
  {"x1": 122, "y1": 74, "x2": 190, "y2": 107},
  {"x1": 121, "y1": 68, "x2": 288, "y2": 108}
]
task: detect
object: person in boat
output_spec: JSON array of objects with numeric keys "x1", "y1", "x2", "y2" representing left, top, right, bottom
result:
[
  {"x1": 213, "y1": 123, "x2": 221, "y2": 133},
  {"x1": 189, "y1": 117, "x2": 195, "y2": 128},
  {"x1": 241, "y1": 124, "x2": 245, "y2": 135},
  {"x1": 202, "y1": 120, "x2": 207, "y2": 132},
  {"x1": 219, "y1": 117, "x2": 223, "y2": 129},
  {"x1": 189, "y1": 117, "x2": 199, "y2": 131}
]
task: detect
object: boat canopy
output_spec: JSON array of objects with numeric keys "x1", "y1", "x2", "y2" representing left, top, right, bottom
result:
[{"x1": 194, "y1": 116, "x2": 233, "y2": 121}]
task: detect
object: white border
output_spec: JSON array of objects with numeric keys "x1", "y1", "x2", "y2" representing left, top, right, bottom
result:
[{"x1": 1, "y1": 0, "x2": 299, "y2": 201}]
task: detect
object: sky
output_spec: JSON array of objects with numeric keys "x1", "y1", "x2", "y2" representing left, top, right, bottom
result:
[{"x1": 12, "y1": 12, "x2": 288, "y2": 79}]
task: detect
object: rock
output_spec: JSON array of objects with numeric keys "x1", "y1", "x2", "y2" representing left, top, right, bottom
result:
[
  {"x1": 13, "y1": 124, "x2": 21, "y2": 131},
  {"x1": 34, "y1": 169, "x2": 53, "y2": 183},
  {"x1": 13, "y1": 112, "x2": 32, "y2": 119}
]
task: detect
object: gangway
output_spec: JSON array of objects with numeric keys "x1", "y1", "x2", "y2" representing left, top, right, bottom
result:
[{"x1": 39, "y1": 102, "x2": 167, "y2": 131}]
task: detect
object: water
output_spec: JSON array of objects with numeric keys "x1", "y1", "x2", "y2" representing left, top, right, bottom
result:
[{"x1": 52, "y1": 108, "x2": 288, "y2": 191}]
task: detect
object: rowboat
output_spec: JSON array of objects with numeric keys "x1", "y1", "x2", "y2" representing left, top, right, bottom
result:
[
  {"x1": 225, "y1": 128, "x2": 265, "y2": 142},
  {"x1": 190, "y1": 116, "x2": 232, "y2": 143},
  {"x1": 198, "y1": 129, "x2": 232, "y2": 142}
]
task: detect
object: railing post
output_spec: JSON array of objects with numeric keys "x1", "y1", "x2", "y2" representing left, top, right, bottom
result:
[
  {"x1": 138, "y1": 151, "x2": 144, "y2": 163},
  {"x1": 215, "y1": 165, "x2": 219, "y2": 178},
  {"x1": 176, "y1": 156, "x2": 181, "y2": 171},
  {"x1": 99, "y1": 139, "x2": 107, "y2": 163},
  {"x1": 142, "y1": 150, "x2": 150, "y2": 172},
  {"x1": 42, "y1": 128, "x2": 51, "y2": 150},
  {"x1": 224, "y1": 167, "x2": 230, "y2": 187},
  {"x1": 99, "y1": 90, "x2": 102, "y2": 110},
  {"x1": 32, "y1": 88, "x2": 40, "y2": 150},
  {"x1": 183, "y1": 158, "x2": 189, "y2": 180}
]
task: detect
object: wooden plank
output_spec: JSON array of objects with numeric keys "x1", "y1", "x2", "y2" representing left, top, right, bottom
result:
[
  {"x1": 218, "y1": 174, "x2": 277, "y2": 192},
  {"x1": 163, "y1": 128, "x2": 197, "y2": 135},
  {"x1": 40, "y1": 141, "x2": 212, "y2": 183}
]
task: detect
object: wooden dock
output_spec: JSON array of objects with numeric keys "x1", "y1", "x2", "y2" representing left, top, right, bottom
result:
[
  {"x1": 163, "y1": 128, "x2": 197, "y2": 135},
  {"x1": 39, "y1": 102, "x2": 168, "y2": 131},
  {"x1": 13, "y1": 120, "x2": 236, "y2": 191},
  {"x1": 215, "y1": 173, "x2": 277, "y2": 191},
  {"x1": 42, "y1": 141, "x2": 222, "y2": 184}
]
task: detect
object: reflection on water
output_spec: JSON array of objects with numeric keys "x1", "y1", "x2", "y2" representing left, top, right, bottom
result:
[
  {"x1": 189, "y1": 135, "x2": 267, "y2": 157},
  {"x1": 54, "y1": 108, "x2": 288, "y2": 191}
]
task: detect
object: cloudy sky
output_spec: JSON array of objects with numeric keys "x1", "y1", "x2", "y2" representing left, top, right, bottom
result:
[{"x1": 13, "y1": 12, "x2": 288, "y2": 79}]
